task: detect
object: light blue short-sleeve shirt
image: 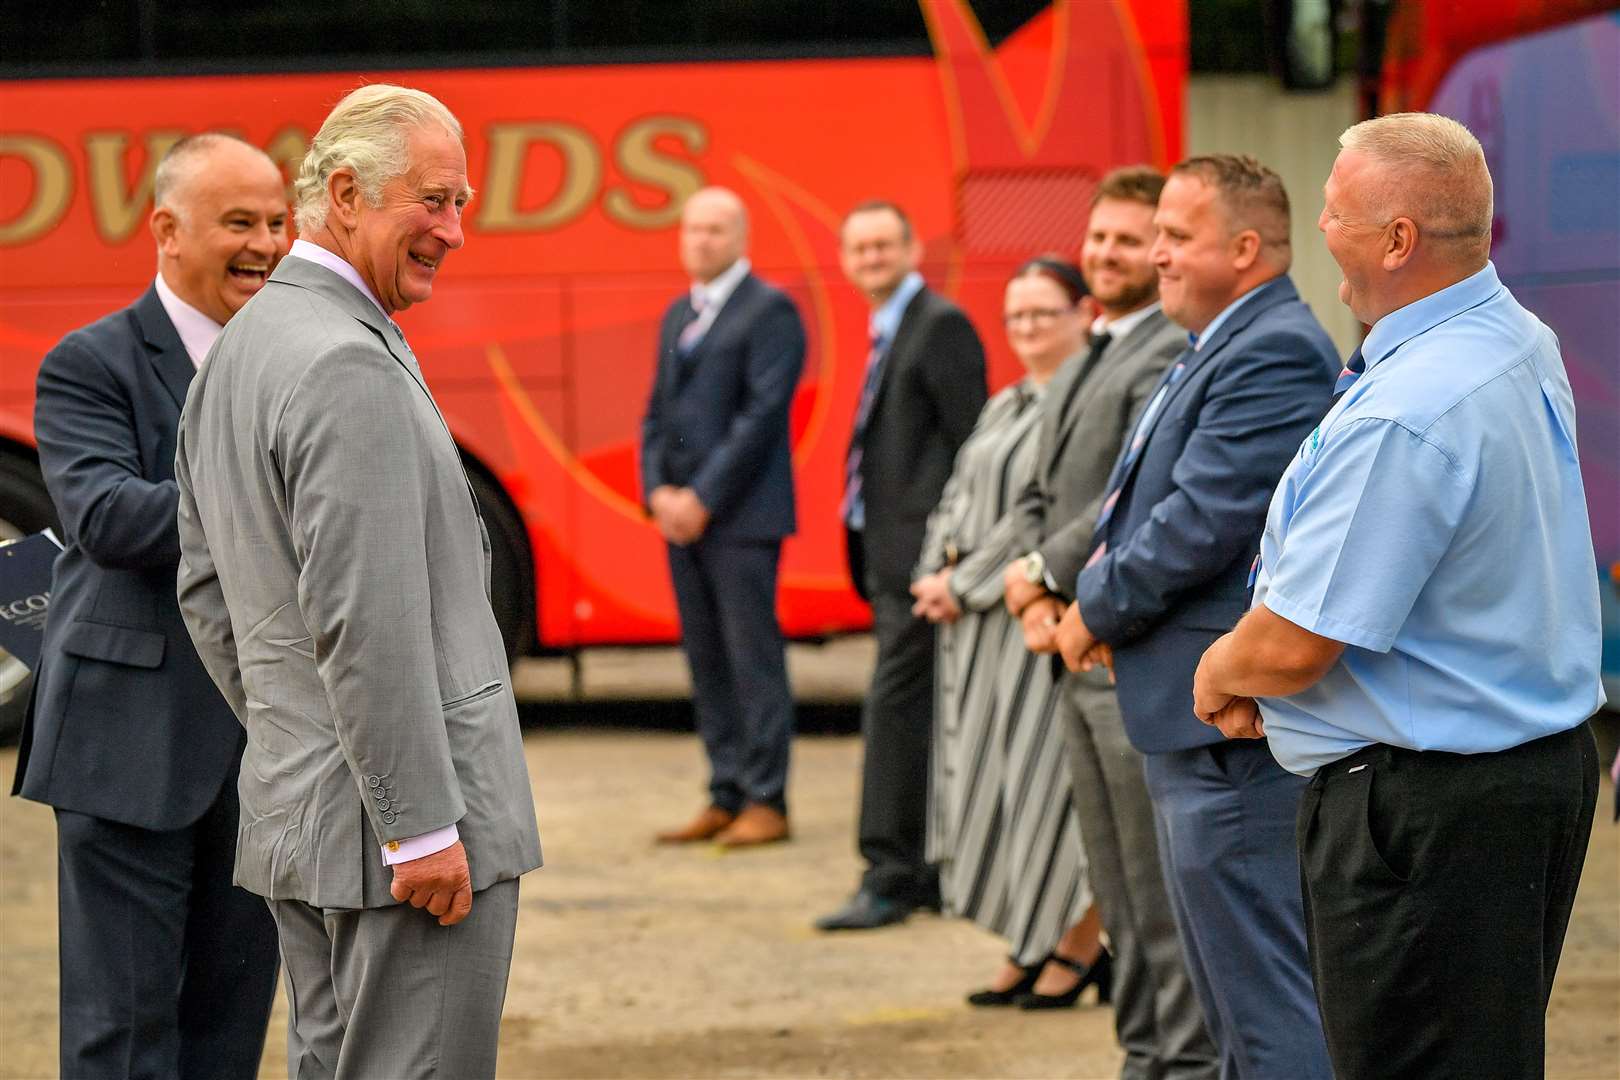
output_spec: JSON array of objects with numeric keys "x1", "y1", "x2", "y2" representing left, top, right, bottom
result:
[{"x1": 1254, "y1": 263, "x2": 1605, "y2": 775}]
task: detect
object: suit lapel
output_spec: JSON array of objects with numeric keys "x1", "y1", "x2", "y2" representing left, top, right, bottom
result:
[
  {"x1": 271, "y1": 256, "x2": 433, "y2": 401},
  {"x1": 674, "y1": 274, "x2": 755, "y2": 390},
  {"x1": 863, "y1": 286, "x2": 929, "y2": 427},
  {"x1": 134, "y1": 286, "x2": 196, "y2": 412},
  {"x1": 1102, "y1": 277, "x2": 1299, "y2": 507}
]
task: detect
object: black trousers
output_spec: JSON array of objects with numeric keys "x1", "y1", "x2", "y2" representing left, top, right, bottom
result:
[
  {"x1": 1297, "y1": 722, "x2": 1598, "y2": 1080},
  {"x1": 857, "y1": 590, "x2": 939, "y2": 904},
  {"x1": 55, "y1": 778, "x2": 279, "y2": 1080},
  {"x1": 667, "y1": 536, "x2": 794, "y2": 813}
]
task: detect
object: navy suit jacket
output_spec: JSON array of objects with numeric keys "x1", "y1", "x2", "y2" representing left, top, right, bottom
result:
[
  {"x1": 12, "y1": 285, "x2": 243, "y2": 830},
  {"x1": 1075, "y1": 276, "x2": 1338, "y2": 754},
  {"x1": 640, "y1": 272, "x2": 806, "y2": 542}
]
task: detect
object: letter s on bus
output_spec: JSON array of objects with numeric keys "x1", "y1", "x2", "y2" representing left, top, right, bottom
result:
[{"x1": 604, "y1": 117, "x2": 708, "y2": 230}]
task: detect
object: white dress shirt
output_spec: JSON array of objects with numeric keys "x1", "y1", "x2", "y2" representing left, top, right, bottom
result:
[{"x1": 153, "y1": 273, "x2": 224, "y2": 369}]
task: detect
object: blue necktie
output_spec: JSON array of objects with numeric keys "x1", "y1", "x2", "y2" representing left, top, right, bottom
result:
[
  {"x1": 1333, "y1": 346, "x2": 1365, "y2": 400},
  {"x1": 842, "y1": 328, "x2": 887, "y2": 530}
]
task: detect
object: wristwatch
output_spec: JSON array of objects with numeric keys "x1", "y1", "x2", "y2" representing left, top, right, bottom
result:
[{"x1": 1021, "y1": 552, "x2": 1047, "y2": 585}]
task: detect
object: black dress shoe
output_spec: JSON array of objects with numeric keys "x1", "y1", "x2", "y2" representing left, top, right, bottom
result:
[
  {"x1": 813, "y1": 889, "x2": 913, "y2": 931},
  {"x1": 1017, "y1": 948, "x2": 1114, "y2": 1010},
  {"x1": 966, "y1": 958, "x2": 1045, "y2": 1007}
]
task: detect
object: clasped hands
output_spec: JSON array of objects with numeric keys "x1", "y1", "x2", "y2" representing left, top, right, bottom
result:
[
  {"x1": 1192, "y1": 636, "x2": 1265, "y2": 740},
  {"x1": 1001, "y1": 560, "x2": 1111, "y2": 676},
  {"x1": 390, "y1": 839, "x2": 474, "y2": 926},
  {"x1": 649, "y1": 485, "x2": 711, "y2": 546},
  {"x1": 910, "y1": 568, "x2": 961, "y2": 623}
]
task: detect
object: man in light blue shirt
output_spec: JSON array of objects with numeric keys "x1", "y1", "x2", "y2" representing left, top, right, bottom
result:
[{"x1": 1192, "y1": 112, "x2": 1602, "y2": 1080}]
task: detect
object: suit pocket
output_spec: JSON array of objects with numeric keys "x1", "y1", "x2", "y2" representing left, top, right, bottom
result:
[
  {"x1": 441, "y1": 680, "x2": 504, "y2": 710},
  {"x1": 57, "y1": 619, "x2": 165, "y2": 670}
]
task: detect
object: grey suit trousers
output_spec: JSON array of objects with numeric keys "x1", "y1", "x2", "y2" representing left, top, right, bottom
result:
[
  {"x1": 269, "y1": 880, "x2": 520, "y2": 1080},
  {"x1": 1060, "y1": 671, "x2": 1216, "y2": 1080}
]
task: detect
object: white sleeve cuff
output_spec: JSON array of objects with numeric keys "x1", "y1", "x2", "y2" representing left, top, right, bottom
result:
[{"x1": 379, "y1": 823, "x2": 460, "y2": 865}]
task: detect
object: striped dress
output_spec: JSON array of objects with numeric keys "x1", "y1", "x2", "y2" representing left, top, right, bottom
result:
[{"x1": 917, "y1": 377, "x2": 1092, "y2": 966}]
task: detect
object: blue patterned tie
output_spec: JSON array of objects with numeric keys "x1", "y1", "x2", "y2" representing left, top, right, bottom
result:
[{"x1": 841, "y1": 328, "x2": 887, "y2": 529}]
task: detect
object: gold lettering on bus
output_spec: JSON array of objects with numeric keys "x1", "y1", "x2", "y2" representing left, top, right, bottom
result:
[
  {"x1": 0, "y1": 135, "x2": 73, "y2": 246},
  {"x1": 604, "y1": 117, "x2": 708, "y2": 230},
  {"x1": 477, "y1": 122, "x2": 602, "y2": 233},
  {"x1": 85, "y1": 130, "x2": 186, "y2": 244}
]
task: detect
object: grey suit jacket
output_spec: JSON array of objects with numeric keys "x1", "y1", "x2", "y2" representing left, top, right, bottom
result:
[
  {"x1": 175, "y1": 256, "x2": 542, "y2": 910},
  {"x1": 1012, "y1": 307, "x2": 1184, "y2": 596}
]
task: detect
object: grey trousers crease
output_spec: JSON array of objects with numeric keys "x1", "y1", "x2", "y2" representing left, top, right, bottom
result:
[
  {"x1": 666, "y1": 537, "x2": 795, "y2": 813},
  {"x1": 270, "y1": 879, "x2": 521, "y2": 1080},
  {"x1": 1059, "y1": 671, "x2": 1217, "y2": 1080}
]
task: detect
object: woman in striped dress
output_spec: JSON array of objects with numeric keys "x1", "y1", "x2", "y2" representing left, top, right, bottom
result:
[{"x1": 910, "y1": 257, "x2": 1110, "y2": 1008}]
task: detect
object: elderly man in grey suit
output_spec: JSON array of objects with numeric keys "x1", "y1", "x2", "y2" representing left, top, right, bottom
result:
[
  {"x1": 175, "y1": 84, "x2": 542, "y2": 1079},
  {"x1": 1002, "y1": 167, "x2": 1218, "y2": 1080}
]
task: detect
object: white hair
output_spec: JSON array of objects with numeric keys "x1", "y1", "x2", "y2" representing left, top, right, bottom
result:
[
  {"x1": 294, "y1": 83, "x2": 463, "y2": 235},
  {"x1": 153, "y1": 133, "x2": 275, "y2": 223},
  {"x1": 1339, "y1": 112, "x2": 1493, "y2": 259}
]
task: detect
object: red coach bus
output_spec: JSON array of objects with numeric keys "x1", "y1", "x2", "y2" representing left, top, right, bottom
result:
[{"x1": 0, "y1": 0, "x2": 1186, "y2": 658}]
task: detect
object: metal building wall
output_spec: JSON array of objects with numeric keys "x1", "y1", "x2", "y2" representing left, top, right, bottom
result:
[{"x1": 1185, "y1": 74, "x2": 1362, "y2": 359}]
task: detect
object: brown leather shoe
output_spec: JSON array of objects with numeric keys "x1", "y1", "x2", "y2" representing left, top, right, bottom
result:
[
  {"x1": 655, "y1": 805, "x2": 735, "y2": 845},
  {"x1": 715, "y1": 803, "x2": 790, "y2": 848}
]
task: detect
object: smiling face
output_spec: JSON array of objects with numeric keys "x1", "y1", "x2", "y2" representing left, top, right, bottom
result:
[
  {"x1": 839, "y1": 207, "x2": 921, "y2": 304},
  {"x1": 1150, "y1": 173, "x2": 1246, "y2": 334},
  {"x1": 346, "y1": 124, "x2": 470, "y2": 314},
  {"x1": 153, "y1": 140, "x2": 289, "y2": 324},
  {"x1": 1003, "y1": 274, "x2": 1085, "y2": 376},
  {"x1": 1081, "y1": 196, "x2": 1160, "y2": 319},
  {"x1": 1318, "y1": 149, "x2": 1392, "y2": 325}
]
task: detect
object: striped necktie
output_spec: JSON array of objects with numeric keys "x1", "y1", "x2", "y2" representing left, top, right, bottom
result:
[
  {"x1": 841, "y1": 327, "x2": 888, "y2": 530},
  {"x1": 677, "y1": 291, "x2": 708, "y2": 354}
]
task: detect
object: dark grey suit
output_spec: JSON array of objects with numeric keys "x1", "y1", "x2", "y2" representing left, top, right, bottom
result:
[
  {"x1": 1012, "y1": 307, "x2": 1218, "y2": 1080},
  {"x1": 175, "y1": 254, "x2": 542, "y2": 1076},
  {"x1": 14, "y1": 286, "x2": 277, "y2": 1079}
]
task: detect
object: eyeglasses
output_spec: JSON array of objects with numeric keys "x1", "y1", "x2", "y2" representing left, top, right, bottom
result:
[{"x1": 1003, "y1": 307, "x2": 1073, "y2": 327}]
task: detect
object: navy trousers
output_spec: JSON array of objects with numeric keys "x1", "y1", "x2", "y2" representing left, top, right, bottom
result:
[
  {"x1": 55, "y1": 779, "x2": 278, "y2": 1080},
  {"x1": 1142, "y1": 740, "x2": 1331, "y2": 1080},
  {"x1": 667, "y1": 536, "x2": 794, "y2": 813}
]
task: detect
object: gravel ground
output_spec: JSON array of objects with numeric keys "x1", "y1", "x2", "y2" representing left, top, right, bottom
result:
[{"x1": 1, "y1": 714, "x2": 1615, "y2": 1079}]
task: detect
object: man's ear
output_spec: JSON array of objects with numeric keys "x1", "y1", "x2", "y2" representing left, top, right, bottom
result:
[
  {"x1": 1230, "y1": 227, "x2": 1262, "y2": 272},
  {"x1": 150, "y1": 205, "x2": 180, "y2": 255},
  {"x1": 1384, "y1": 217, "x2": 1418, "y2": 270},
  {"x1": 327, "y1": 168, "x2": 362, "y2": 230}
]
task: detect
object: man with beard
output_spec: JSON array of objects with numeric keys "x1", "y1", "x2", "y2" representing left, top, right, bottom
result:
[{"x1": 1006, "y1": 167, "x2": 1217, "y2": 1078}]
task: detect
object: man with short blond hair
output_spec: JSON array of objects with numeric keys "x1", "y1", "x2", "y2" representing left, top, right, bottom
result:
[
  {"x1": 1055, "y1": 153, "x2": 1337, "y2": 1077},
  {"x1": 15, "y1": 132, "x2": 286, "y2": 1079},
  {"x1": 176, "y1": 84, "x2": 542, "y2": 1077},
  {"x1": 1194, "y1": 112, "x2": 1602, "y2": 1080}
]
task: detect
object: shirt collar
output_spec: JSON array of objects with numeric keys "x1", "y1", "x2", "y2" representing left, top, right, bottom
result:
[
  {"x1": 870, "y1": 271, "x2": 925, "y2": 345},
  {"x1": 1359, "y1": 262, "x2": 1503, "y2": 371},
  {"x1": 690, "y1": 256, "x2": 750, "y2": 312},
  {"x1": 288, "y1": 238, "x2": 388, "y2": 317},
  {"x1": 1194, "y1": 279, "x2": 1274, "y2": 350},
  {"x1": 1092, "y1": 300, "x2": 1161, "y2": 343},
  {"x1": 153, "y1": 272, "x2": 224, "y2": 370}
]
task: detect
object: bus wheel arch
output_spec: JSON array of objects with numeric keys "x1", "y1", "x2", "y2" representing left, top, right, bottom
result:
[{"x1": 460, "y1": 453, "x2": 538, "y2": 661}]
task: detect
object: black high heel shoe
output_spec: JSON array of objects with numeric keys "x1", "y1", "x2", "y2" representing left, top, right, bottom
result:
[
  {"x1": 966, "y1": 957, "x2": 1045, "y2": 1006},
  {"x1": 1016, "y1": 947, "x2": 1114, "y2": 1010}
]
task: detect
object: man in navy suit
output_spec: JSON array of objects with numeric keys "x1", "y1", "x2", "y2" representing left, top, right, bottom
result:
[
  {"x1": 1054, "y1": 155, "x2": 1337, "y2": 1078},
  {"x1": 12, "y1": 133, "x2": 286, "y2": 1078},
  {"x1": 642, "y1": 186, "x2": 806, "y2": 848}
]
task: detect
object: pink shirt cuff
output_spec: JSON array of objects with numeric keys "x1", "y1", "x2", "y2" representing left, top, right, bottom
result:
[{"x1": 379, "y1": 823, "x2": 459, "y2": 865}]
